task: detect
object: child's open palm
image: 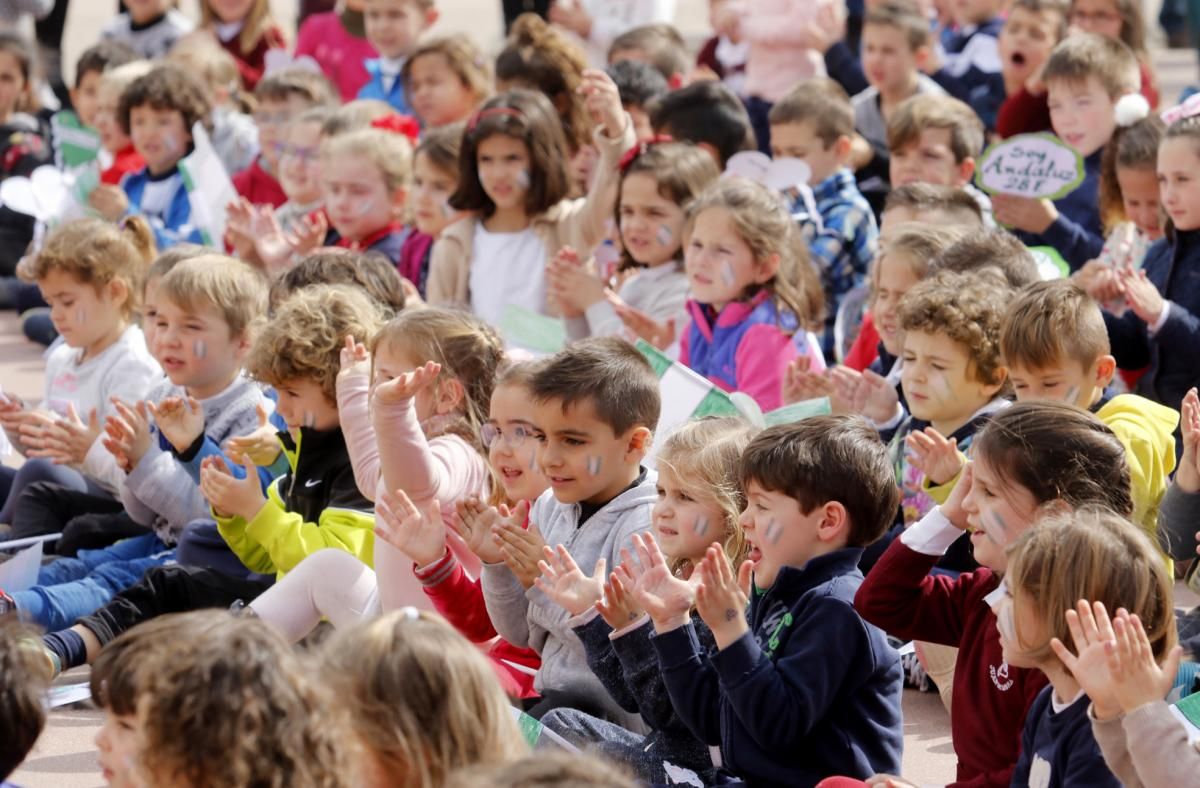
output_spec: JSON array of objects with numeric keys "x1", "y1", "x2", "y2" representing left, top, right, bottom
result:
[
  {"x1": 374, "y1": 488, "x2": 446, "y2": 567},
  {"x1": 1177, "y1": 388, "x2": 1200, "y2": 494},
  {"x1": 609, "y1": 294, "x2": 677, "y2": 351},
  {"x1": 622, "y1": 533, "x2": 697, "y2": 632},
  {"x1": 338, "y1": 335, "x2": 372, "y2": 383},
  {"x1": 596, "y1": 569, "x2": 643, "y2": 629},
  {"x1": 783, "y1": 356, "x2": 835, "y2": 407},
  {"x1": 534, "y1": 545, "x2": 606, "y2": 617},
  {"x1": 104, "y1": 398, "x2": 153, "y2": 467},
  {"x1": 840, "y1": 367, "x2": 900, "y2": 424},
  {"x1": 546, "y1": 246, "x2": 603, "y2": 315},
  {"x1": 450, "y1": 497, "x2": 507, "y2": 565},
  {"x1": 1119, "y1": 265, "x2": 1166, "y2": 325},
  {"x1": 199, "y1": 454, "x2": 267, "y2": 521},
  {"x1": 1108, "y1": 609, "x2": 1183, "y2": 714},
  {"x1": 374, "y1": 361, "x2": 441, "y2": 405},
  {"x1": 26, "y1": 403, "x2": 99, "y2": 466},
  {"x1": 1050, "y1": 600, "x2": 1123, "y2": 720},
  {"x1": 148, "y1": 396, "x2": 205, "y2": 454},
  {"x1": 224, "y1": 402, "x2": 281, "y2": 467},
  {"x1": 494, "y1": 506, "x2": 546, "y2": 589},
  {"x1": 905, "y1": 427, "x2": 962, "y2": 486},
  {"x1": 695, "y1": 544, "x2": 751, "y2": 648}
]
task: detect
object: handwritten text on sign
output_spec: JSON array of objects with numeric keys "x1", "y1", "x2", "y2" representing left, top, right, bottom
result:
[{"x1": 975, "y1": 133, "x2": 1084, "y2": 200}]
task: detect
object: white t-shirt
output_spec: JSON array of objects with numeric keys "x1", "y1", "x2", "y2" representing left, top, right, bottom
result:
[{"x1": 469, "y1": 224, "x2": 546, "y2": 329}]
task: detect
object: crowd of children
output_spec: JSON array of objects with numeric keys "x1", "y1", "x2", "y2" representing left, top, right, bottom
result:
[{"x1": 0, "y1": 0, "x2": 1199, "y2": 786}]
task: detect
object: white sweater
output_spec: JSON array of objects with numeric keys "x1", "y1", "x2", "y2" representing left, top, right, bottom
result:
[{"x1": 565, "y1": 262, "x2": 689, "y2": 358}]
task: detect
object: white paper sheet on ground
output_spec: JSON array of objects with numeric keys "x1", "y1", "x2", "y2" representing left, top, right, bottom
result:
[
  {"x1": 48, "y1": 683, "x2": 93, "y2": 708},
  {"x1": 0, "y1": 541, "x2": 42, "y2": 591},
  {"x1": 178, "y1": 123, "x2": 238, "y2": 247}
]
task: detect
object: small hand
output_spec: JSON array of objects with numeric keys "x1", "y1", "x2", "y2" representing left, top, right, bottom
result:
[
  {"x1": 24, "y1": 403, "x2": 99, "y2": 465},
  {"x1": 252, "y1": 208, "x2": 293, "y2": 272},
  {"x1": 1049, "y1": 600, "x2": 1122, "y2": 720},
  {"x1": 940, "y1": 461, "x2": 973, "y2": 530},
  {"x1": 905, "y1": 427, "x2": 962, "y2": 486},
  {"x1": 548, "y1": 0, "x2": 592, "y2": 38},
  {"x1": 87, "y1": 184, "x2": 129, "y2": 221},
  {"x1": 1177, "y1": 388, "x2": 1200, "y2": 494},
  {"x1": 338, "y1": 335, "x2": 372, "y2": 383},
  {"x1": 285, "y1": 211, "x2": 329, "y2": 257},
  {"x1": 783, "y1": 356, "x2": 835, "y2": 407},
  {"x1": 16, "y1": 410, "x2": 58, "y2": 452},
  {"x1": 224, "y1": 402, "x2": 282, "y2": 467},
  {"x1": 448, "y1": 497, "x2": 507, "y2": 565},
  {"x1": 609, "y1": 294, "x2": 677, "y2": 351},
  {"x1": 493, "y1": 507, "x2": 545, "y2": 589},
  {"x1": 991, "y1": 194, "x2": 1058, "y2": 234},
  {"x1": 1119, "y1": 266, "x2": 1166, "y2": 325},
  {"x1": 798, "y1": 0, "x2": 845, "y2": 54},
  {"x1": 546, "y1": 246, "x2": 604, "y2": 314},
  {"x1": 199, "y1": 454, "x2": 267, "y2": 521},
  {"x1": 534, "y1": 544, "x2": 605, "y2": 617},
  {"x1": 107, "y1": 398, "x2": 153, "y2": 466},
  {"x1": 843, "y1": 368, "x2": 900, "y2": 424},
  {"x1": 694, "y1": 543, "x2": 751, "y2": 649},
  {"x1": 578, "y1": 69, "x2": 626, "y2": 140},
  {"x1": 374, "y1": 488, "x2": 446, "y2": 567},
  {"x1": 1073, "y1": 260, "x2": 1124, "y2": 304},
  {"x1": 147, "y1": 396, "x2": 205, "y2": 454},
  {"x1": 621, "y1": 532, "x2": 698, "y2": 632},
  {"x1": 374, "y1": 360, "x2": 441, "y2": 405},
  {"x1": 596, "y1": 568, "x2": 644, "y2": 629},
  {"x1": 1107, "y1": 609, "x2": 1182, "y2": 714}
]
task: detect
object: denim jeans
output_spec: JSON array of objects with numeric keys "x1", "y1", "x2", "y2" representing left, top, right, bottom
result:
[{"x1": 12, "y1": 533, "x2": 173, "y2": 630}]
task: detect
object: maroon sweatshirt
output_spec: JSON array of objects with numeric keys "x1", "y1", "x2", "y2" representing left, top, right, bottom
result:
[{"x1": 855, "y1": 512, "x2": 1047, "y2": 787}]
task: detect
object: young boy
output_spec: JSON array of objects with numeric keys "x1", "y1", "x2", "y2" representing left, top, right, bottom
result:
[
  {"x1": 0, "y1": 256, "x2": 269, "y2": 630},
  {"x1": 607, "y1": 59, "x2": 668, "y2": 142},
  {"x1": 92, "y1": 62, "x2": 151, "y2": 188},
  {"x1": 768, "y1": 79, "x2": 877, "y2": 356},
  {"x1": 608, "y1": 24, "x2": 690, "y2": 87},
  {"x1": 358, "y1": 0, "x2": 439, "y2": 114},
  {"x1": 0, "y1": 618, "x2": 47, "y2": 786},
  {"x1": 33, "y1": 285, "x2": 385, "y2": 677},
  {"x1": 649, "y1": 80, "x2": 757, "y2": 168},
  {"x1": 931, "y1": 0, "x2": 1006, "y2": 130},
  {"x1": 69, "y1": 41, "x2": 139, "y2": 131},
  {"x1": 481, "y1": 336, "x2": 659, "y2": 724},
  {"x1": 100, "y1": 0, "x2": 195, "y2": 60},
  {"x1": 995, "y1": 0, "x2": 1071, "y2": 138},
  {"x1": 993, "y1": 33, "x2": 1141, "y2": 270},
  {"x1": 1000, "y1": 279, "x2": 1178, "y2": 555},
  {"x1": 647, "y1": 417, "x2": 904, "y2": 784}
]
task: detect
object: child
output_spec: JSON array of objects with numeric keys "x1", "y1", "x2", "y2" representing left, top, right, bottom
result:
[
  {"x1": 1001, "y1": 280, "x2": 1178, "y2": 556},
  {"x1": 996, "y1": 0, "x2": 1070, "y2": 138},
  {"x1": 480, "y1": 336, "x2": 660, "y2": 723},
  {"x1": 537, "y1": 417, "x2": 753, "y2": 784},
  {"x1": 856, "y1": 401, "x2": 1136, "y2": 786},
  {"x1": 0, "y1": 218, "x2": 160, "y2": 536},
  {"x1": 199, "y1": 0, "x2": 287, "y2": 90},
  {"x1": 358, "y1": 0, "x2": 439, "y2": 115},
  {"x1": 101, "y1": 0, "x2": 194, "y2": 60},
  {"x1": 934, "y1": 0, "x2": 1006, "y2": 130},
  {"x1": 648, "y1": 80, "x2": 756, "y2": 168},
  {"x1": 294, "y1": 0, "x2": 378, "y2": 101},
  {"x1": 1105, "y1": 112, "x2": 1200, "y2": 414},
  {"x1": 68, "y1": 41, "x2": 139, "y2": 130},
  {"x1": 1000, "y1": 507, "x2": 1172, "y2": 786},
  {"x1": 274, "y1": 107, "x2": 333, "y2": 234},
  {"x1": 320, "y1": 122, "x2": 413, "y2": 261},
  {"x1": 994, "y1": 33, "x2": 1141, "y2": 271},
  {"x1": 398, "y1": 123, "x2": 463, "y2": 297},
  {"x1": 552, "y1": 140, "x2": 719, "y2": 350},
  {"x1": 91, "y1": 62, "x2": 151, "y2": 188},
  {"x1": 678, "y1": 177, "x2": 825, "y2": 411},
  {"x1": 1069, "y1": 0, "x2": 1159, "y2": 107},
  {"x1": 607, "y1": 23, "x2": 690, "y2": 87},
  {"x1": 401, "y1": 35, "x2": 491, "y2": 128},
  {"x1": 768, "y1": 79, "x2": 878, "y2": 355},
  {"x1": 634, "y1": 416, "x2": 903, "y2": 784},
  {"x1": 321, "y1": 610, "x2": 528, "y2": 785},
  {"x1": 0, "y1": 618, "x2": 47, "y2": 785},
  {"x1": 607, "y1": 59, "x2": 668, "y2": 141},
  {"x1": 427, "y1": 77, "x2": 635, "y2": 325},
  {"x1": 547, "y1": 0, "x2": 675, "y2": 68},
  {"x1": 695, "y1": 0, "x2": 748, "y2": 97}
]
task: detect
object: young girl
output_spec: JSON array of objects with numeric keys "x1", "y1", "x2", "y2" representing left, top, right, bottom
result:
[
  {"x1": 993, "y1": 507, "x2": 1171, "y2": 787},
  {"x1": 551, "y1": 141, "x2": 719, "y2": 355},
  {"x1": 677, "y1": 177, "x2": 825, "y2": 411},
  {"x1": 0, "y1": 218, "x2": 159, "y2": 531},
  {"x1": 398, "y1": 123, "x2": 466, "y2": 298},
  {"x1": 321, "y1": 610, "x2": 529, "y2": 787},
  {"x1": 427, "y1": 75, "x2": 635, "y2": 327},
  {"x1": 92, "y1": 62, "x2": 152, "y2": 187},
  {"x1": 1069, "y1": 0, "x2": 1158, "y2": 108},
  {"x1": 535, "y1": 417, "x2": 752, "y2": 784},
  {"x1": 294, "y1": 0, "x2": 377, "y2": 102},
  {"x1": 401, "y1": 35, "x2": 492, "y2": 129},
  {"x1": 1105, "y1": 113, "x2": 1200, "y2": 414},
  {"x1": 320, "y1": 121, "x2": 414, "y2": 262},
  {"x1": 855, "y1": 401, "x2": 1136, "y2": 786},
  {"x1": 199, "y1": 0, "x2": 287, "y2": 90}
]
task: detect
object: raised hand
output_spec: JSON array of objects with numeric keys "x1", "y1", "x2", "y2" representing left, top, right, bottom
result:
[
  {"x1": 546, "y1": 245, "x2": 604, "y2": 314},
  {"x1": 621, "y1": 532, "x2": 697, "y2": 632},
  {"x1": 991, "y1": 194, "x2": 1058, "y2": 234},
  {"x1": 940, "y1": 461, "x2": 973, "y2": 530},
  {"x1": 1107, "y1": 609, "x2": 1183, "y2": 714},
  {"x1": 1178, "y1": 388, "x2": 1200, "y2": 494},
  {"x1": 105, "y1": 398, "x2": 153, "y2": 467},
  {"x1": 1050, "y1": 600, "x2": 1122, "y2": 720},
  {"x1": 1119, "y1": 266, "x2": 1167, "y2": 326},
  {"x1": 578, "y1": 69, "x2": 626, "y2": 139},
  {"x1": 694, "y1": 543, "x2": 751, "y2": 649},
  {"x1": 251, "y1": 208, "x2": 293, "y2": 273},
  {"x1": 534, "y1": 544, "x2": 606, "y2": 617},
  {"x1": 449, "y1": 497, "x2": 507, "y2": 565},
  {"x1": 374, "y1": 360, "x2": 441, "y2": 405},
  {"x1": 596, "y1": 568, "x2": 643, "y2": 629},
  {"x1": 285, "y1": 211, "x2": 329, "y2": 258},
  {"x1": 199, "y1": 454, "x2": 266, "y2": 521},
  {"x1": 610, "y1": 295, "x2": 676, "y2": 351},
  {"x1": 0, "y1": 392, "x2": 26, "y2": 433},
  {"x1": 799, "y1": 0, "x2": 845, "y2": 54},
  {"x1": 148, "y1": 396, "x2": 205, "y2": 454},
  {"x1": 88, "y1": 184, "x2": 129, "y2": 221},
  {"x1": 839, "y1": 367, "x2": 900, "y2": 423},
  {"x1": 224, "y1": 402, "x2": 281, "y2": 467},
  {"x1": 338, "y1": 335, "x2": 371, "y2": 383},
  {"x1": 224, "y1": 197, "x2": 259, "y2": 262},
  {"x1": 374, "y1": 488, "x2": 446, "y2": 567},
  {"x1": 25, "y1": 403, "x2": 99, "y2": 465},
  {"x1": 905, "y1": 427, "x2": 962, "y2": 486}
]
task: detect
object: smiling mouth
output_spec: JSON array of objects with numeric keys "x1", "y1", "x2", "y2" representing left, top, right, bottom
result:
[{"x1": 1011, "y1": 52, "x2": 1026, "y2": 66}]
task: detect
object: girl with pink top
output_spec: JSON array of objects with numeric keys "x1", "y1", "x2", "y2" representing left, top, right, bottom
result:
[{"x1": 294, "y1": 1, "x2": 378, "y2": 102}]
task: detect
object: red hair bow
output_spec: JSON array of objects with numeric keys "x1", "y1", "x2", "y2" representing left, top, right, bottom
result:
[
  {"x1": 371, "y1": 114, "x2": 421, "y2": 144},
  {"x1": 618, "y1": 135, "x2": 674, "y2": 173}
]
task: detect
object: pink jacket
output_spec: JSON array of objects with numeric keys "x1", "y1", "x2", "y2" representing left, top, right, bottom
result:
[
  {"x1": 742, "y1": 0, "x2": 827, "y2": 102},
  {"x1": 294, "y1": 12, "x2": 376, "y2": 102}
]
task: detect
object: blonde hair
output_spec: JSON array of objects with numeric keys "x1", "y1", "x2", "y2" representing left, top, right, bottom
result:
[
  {"x1": 200, "y1": 0, "x2": 277, "y2": 59},
  {"x1": 1042, "y1": 32, "x2": 1140, "y2": 98},
  {"x1": 321, "y1": 127, "x2": 413, "y2": 193},
  {"x1": 657, "y1": 417, "x2": 756, "y2": 575},
  {"x1": 248, "y1": 285, "x2": 387, "y2": 402},
  {"x1": 98, "y1": 60, "x2": 154, "y2": 101},
  {"x1": 1005, "y1": 506, "x2": 1175, "y2": 664},
  {"x1": 322, "y1": 99, "x2": 395, "y2": 136},
  {"x1": 403, "y1": 34, "x2": 492, "y2": 107},
  {"x1": 685, "y1": 178, "x2": 825, "y2": 330},
  {"x1": 157, "y1": 255, "x2": 268, "y2": 339},
  {"x1": 371, "y1": 307, "x2": 505, "y2": 450},
  {"x1": 166, "y1": 33, "x2": 253, "y2": 112},
  {"x1": 875, "y1": 224, "x2": 968, "y2": 286},
  {"x1": 28, "y1": 217, "x2": 157, "y2": 318},
  {"x1": 321, "y1": 610, "x2": 528, "y2": 788}
]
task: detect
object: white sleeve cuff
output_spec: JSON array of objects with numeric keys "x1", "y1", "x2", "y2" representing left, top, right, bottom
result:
[
  {"x1": 899, "y1": 507, "x2": 963, "y2": 555},
  {"x1": 1149, "y1": 302, "x2": 1171, "y2": 335},
  {"x1": 869, "y1": 404, "x2": 904, "y2": 432}
]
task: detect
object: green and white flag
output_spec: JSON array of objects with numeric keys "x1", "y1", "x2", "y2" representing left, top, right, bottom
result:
[
  {"x1": 178, "y1": 122, "x2": 237, "y2": 247},
  {"x1": 510, "y1": 707, "x2": 579, "y2": 751},
  {"x1": 50, "y1": 110, "x2": 102, "y2": 171}
]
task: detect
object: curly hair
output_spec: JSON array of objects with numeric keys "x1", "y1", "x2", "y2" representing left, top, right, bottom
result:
[
  {"x1": 118, "y1": 63, "x2": 212, "y2": 137},
  {"x1": 268, "y1": 250, "x2": 408, "y2": 315},
  {"x1": 249, "y1": 285, "x2": 387, "y2": 402},
  {"x1": 899, "y1": 269, "x2": 1013, "y2": 386},
  {"x1": 28, "y1": 216, "x2": 157, "y2": 318},
  {"x1": 495, "y1": 14, "x2": 589, "y2": 151},
  {"x1": 0, "y1": 617, "x2": 47, "y2": 782}
]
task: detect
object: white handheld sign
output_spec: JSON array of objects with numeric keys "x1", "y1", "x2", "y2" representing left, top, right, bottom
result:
[{"x1": 975, "y1": 133, "x2": 1084, "y2": 200}]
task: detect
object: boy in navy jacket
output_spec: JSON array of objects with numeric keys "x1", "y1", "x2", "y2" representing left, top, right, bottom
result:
[{"x1": 638, "y1": 416, "x2": 904, "y2": 786}]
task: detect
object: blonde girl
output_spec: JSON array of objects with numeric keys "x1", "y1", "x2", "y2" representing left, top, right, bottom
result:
[
  {"x1": 399, "y1": 123, "x2": 466, "y2": 298},
  {"x1": 426, "y1": 72, "x2": 636, "y2": 327},
  {"x1": 550, "y1": 141, "x2": 720, "y2": 355},
  {"x1": 535, "y1": 417, "x2": 753, "y2": 784},
  {"x1": 0, "y1": 218, "x2": 159, "y2": 527},
  {"x1": 998, "y1": 507, "x2": 1173, "y2": 786},
  {"x1": 1068, "y1": 0, "x2": 1158, "y2": 106},
  {"x1": 321, "y1": 122, "x2": 413, "y2": 261},
  {"x1": 322, "y1": 609, "x2": 529, "y2": 788},
  {"x1": 401, "y1": 35, "x2": 492, "y2": 128},
  {"x1": 678, "y1": 177, "x2": 826, "y2": 411},
  {"x1": 199, "y1": 0, "x2": 286, "y2": 90}
]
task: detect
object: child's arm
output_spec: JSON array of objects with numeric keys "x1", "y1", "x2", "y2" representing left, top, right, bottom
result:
[
  {"x1": 612, "y1": 614, "x2": 706, "y2": 731},
  {"x1": 336, "y1": 339, "x2": 380, "y2": 501},
  {"x1": 571, "y1": 613, "x2": 643, "y2": 715},
  {"x1": 81, "y1": 357, "x2": 163, "y2": 491},
  {"x1": 824, "y1": 42, "x2": 869, "y2": 95}
]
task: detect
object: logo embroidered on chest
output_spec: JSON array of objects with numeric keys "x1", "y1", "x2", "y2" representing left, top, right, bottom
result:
[{"x1": 990, "y1": 661, "x2": 1014, "y2": 691}]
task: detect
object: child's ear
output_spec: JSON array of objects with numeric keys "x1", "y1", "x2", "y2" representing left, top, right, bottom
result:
[
  {"x1": 957, "y1": 156, "x2": 976, "y2": 186},
  {"x1": 1093, "y1": 355, "x2": 1117, "y2": 388},
  {"x1": 435, "y1": 376, "x2": 465, "y2": 416},
  {"x1": 624, "y1": 426, "x2": 652, "y2": 458},
  {"x1": 107, "y1": 278, "x2": 130, "y2": 308},
  {"x1": 817, "y1": 501, "x2": 850, "y2": 543},
  {"x1": 754, "y1": 252, "x2": 782, "y2": 284},
  {"x1": 981, "y1": 365, "x2": 1009, "y2": 399},
  {"x1": 914, "y1": 45, "x2": 931, "y2": 72},
  {"x1": 833, "y1": 134, "x2": 853, "y2": 163}
]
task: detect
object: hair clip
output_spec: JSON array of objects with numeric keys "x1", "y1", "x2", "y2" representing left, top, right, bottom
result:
[
  {"x1": 617, "y1": 135, "x2": 674, "y2": 173},
  {"x1": 370, "y1": 113, "x2": 421, "y2": 144},
  {"x1": 399, "y1": 606, "x2": 420, "y2": 621},
  {"x1": 1114, "y1": 93, "x2": 1151, "y2": 128},
  {"x1": 467, "y1": 106, "x2": 523, "y2": 132},
  {"x1": 1161, "y1": 92, "x2": 1200, "y2": 125}
]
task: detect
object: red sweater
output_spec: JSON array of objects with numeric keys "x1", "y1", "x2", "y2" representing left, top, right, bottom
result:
[
  {"x1": 100, "y1": 144, "x2": 145, "y2": 185},
  {"x1": 855, "y1": 515, "x2": 1047, "y2": 787},
  {"x1": 217, "y1": 25, "x2": 287, "y2": 90},
  {"x1": 231, "y1": 157, "x2": 286, "y2": 208},
  {"x1": 844, "y1": 311, "x2": 880, "y2": 372}
]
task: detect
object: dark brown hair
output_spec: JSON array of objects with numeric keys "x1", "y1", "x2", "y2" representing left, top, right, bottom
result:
[
  {"x1": 450, "y1": 89, "x2": 571, "y2": 219},
  {"x1": 930, "y1": 229, "x2": 1041, "y2": 288},
  {"x1": 882, "y1": 183, "x2": 984, "y2": 225},
  {"x1": 769, "y1": 78, "x2": 855, "y2": 145},
  {"x1": 649, "y1": 80, "x2": 756, "y2": 168},
  {"x1": 118, "y1": 64, "x2": 212, "y2": 136},
  {"x1": 495, "y1": 14, "x2": 589, "y2": 151},
  {"x1": 0, "y1": 617, "x2": 46, "y2": 782},
  {"x1": 74, "y1": 39, "x2": 139, "y2": 85},
  {"x1": 864, "y1": 2, "x2": 932, "y2": 50},
  {"x1": 609, "y1": 23, "x2": 690, "y2": 82},
  {"x1": 415, "y1": 122, "x2": 465, "y2": 177},
  {"x1": 528, "y1": 336, "x2": 661, "y2": 437},
  {"x1": 1000, "y1": 279, "x2": 1111, "y2": 371},
  {"x1": 887, "y1": 93, "x2": 985, "y2": 163},
  {"x1": 739, "y1": 416, "x2": 900, "y2": 547},
  {"x1": 269, "y1": 249, "x2": 408, "y2": 315},
  {"x1": 1099, "y1": 112, "x2": 1165, "y2": 230}
]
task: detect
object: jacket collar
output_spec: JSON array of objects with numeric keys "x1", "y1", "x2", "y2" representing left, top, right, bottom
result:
[
  {"x1": 756, "y1": 547, "x2": 864, "y2": 606},
  {"x1": 686, "y1": 289, "x2": 773, "y2": 341}
]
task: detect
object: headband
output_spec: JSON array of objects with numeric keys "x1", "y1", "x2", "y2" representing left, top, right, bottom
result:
[
  {"x1": 467, "y1": 106, "x2": 523, "y2": 132},
  {"x1": 370, "y1": 113, "x2": 421, "y2": 144},
  {"x1": 1161, "y1": 92, "x2": 1200, "y2": 125}
]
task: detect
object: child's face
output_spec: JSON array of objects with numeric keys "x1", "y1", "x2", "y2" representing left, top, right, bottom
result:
[
  {"x1": 873, "y1": 251, "x2": 921, "y2": 356},
  {"x1": 72, "y1": 69, "x2": 102, "y2": 128},
  {"x1": 0, "y1": 50, "x2": 27, "y2": 119},
  {"x1": 619, "y1": 172, "x2": 686, "y2": 268},
  {"x1": 141, "y1": 276, "x2": 163, "y2": 359},
  {"x1": 1008, "y1": 356, "x2": 1113, "y2": 408},
  {"x1": 476, "y1": 134, "x2": 531, "y2": 214},
  {"x1": 653, "y1": 463, "x2": 728, "y2": 565},
  {"x1": 154, "y1": 295, "x2": 248, "y2": 399},
  {"x1": 407, "y1": 52, "x2": 475, "y2": 127},
  {"x1": 998, "y1": 7, "x2": 1062, "y2": 92},
  {"x1": 861, "y1": 24, "x2": 923, "y2": 95},
  {"x1": 274, "y1": 378, "x2": 339, "y2": 433},
  {"x1": 1047, "y1": 76, "x2": 1117, "y2": 158},
  {"x1": 685, "y1": 207, "x2": 778, "y2": 312},
  {"x1": 321, "y1": 151, "x2": 400, "y2": 242},
  {"x1": 770, "y1": 121, "x2": 845, "y2": 185},
  {"x1": 1117, "y1": 165, "x2": 1163, "y2": 240},
  {"x1": 129, "y1": 104, "x2": 190, "y2": 176},
  {"x1": 1069, "y1": 0, "x2": 1124, "y2": 40},
  {"x1": 485, "y1": 382, "x2": 549, "y2": 503},
  {"x1": 1158, "y1": 137, "x2": 1200, "y2": 232},
  {"x1": 278, "y1": 121, "x2": 323, "y2": 206},
  {"x1": 38, "y1": 269, "x2": 126, "y2": 353},
  {"x1": 96, "y1": 710, "x2": 143, "y2": 788},
  {"x1": 890, "y1": 129, "x2": 973, "y2": 188},
  {"x1": 94, "y1": 82, "x2": 132, "y2": 154},
  {"x1": 961, "y1": 454, "x2": 1040, "y2": 573},
  {"x1": 256, "y1": 95, "x2": 311, "y2": 171},
  {"x1": 363, "y1": 0, "x2": 435, "y2": 59},
  {"x1": 992, "y1": 584, "x2": 1046, "y2": 668},
  {"x1": 124, "y1": 0, "x2": 170, "y2": 24},
  {"x1": 207, "y1": 0, "x2": 256, "y2": 24},
  {"x1": 411, "y1": 150, "x2": 461, "y2": 237},
  {"x1": 530, "y1": 397, "x2": 647, "y2": 506},
  {"x1": 901, "y1": 329, "x2": 1004, "y2": 433},
  {"x1": 739, "y1": 480, "x2": 826, "y2": 589}
]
